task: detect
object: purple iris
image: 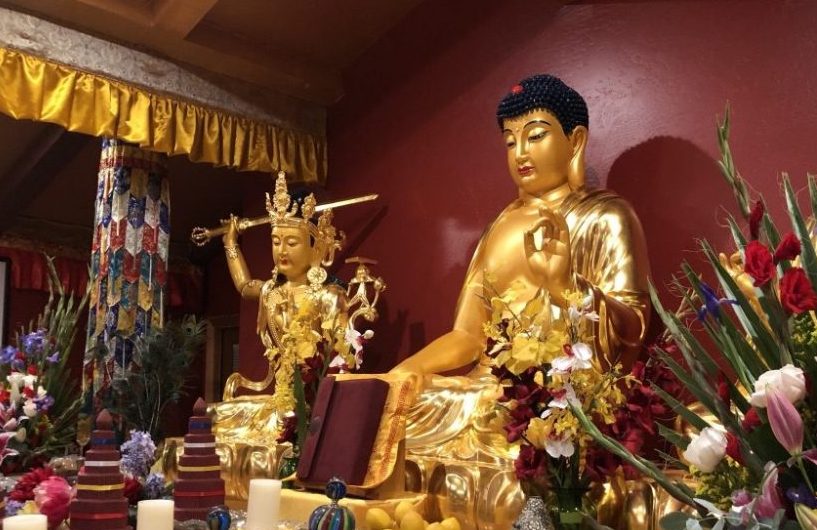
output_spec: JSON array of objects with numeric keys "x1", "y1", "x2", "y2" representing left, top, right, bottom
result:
[
  {"x1": 46, "y1": 351, "x2": 60, "y2": 364},
  {"x1": 21, "y1": 330, "x2": 47, "y2": 354},
  {"x1": 786, "y1": 483, "x2": 817, "y2": 508},
  {"x1": 34, "y1": 394, "x2": 54, "y2": 413},
  {"x1": 0, "y1": 346, "x2": 16, "y2": 365},
  {"x1": 696, "y1": 281, "x2": 738, "y2": 321}
]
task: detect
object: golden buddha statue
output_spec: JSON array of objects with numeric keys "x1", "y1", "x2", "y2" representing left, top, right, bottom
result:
[{"x1": 393, "y1": 75, "x2": 652, "y2": 527}]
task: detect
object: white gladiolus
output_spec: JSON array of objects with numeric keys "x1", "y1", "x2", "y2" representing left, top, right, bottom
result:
[
  {"x1": 749, "y1": 364, "x2": 806, "y2": 407},
  {"x1": 682, "y1": 427, "x2": 727, "y2": 473}
]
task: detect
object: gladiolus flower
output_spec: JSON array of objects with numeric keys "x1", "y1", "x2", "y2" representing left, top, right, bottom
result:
[
  {"x1": 767, "y1": 389, "x2": 803, "y2": 455},
  {"x1": 780, "y1": 267, "x2": 817, "y2": 315},
  {"x1": 744, "y1": 240, "x2": 775, "y2": 287},
  {"x1": 774, "y1": 233, "x2": 802, "y2": 263}
]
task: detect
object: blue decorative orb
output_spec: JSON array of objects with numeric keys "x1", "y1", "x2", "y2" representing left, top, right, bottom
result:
[
  {"x1": 325, "y1": 477, "x2": 348, "y2": 501},
  {"x1": 308, "y1": 503, "x2": 355, "y2": 530},
  {"x1": 206, "y1": 505, "x2": 232, "y2": 530}
]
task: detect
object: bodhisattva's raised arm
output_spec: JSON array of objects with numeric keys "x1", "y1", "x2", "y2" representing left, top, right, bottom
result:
[{"x1": 222, "y1": 215, "x2": 263, "y2": 300}]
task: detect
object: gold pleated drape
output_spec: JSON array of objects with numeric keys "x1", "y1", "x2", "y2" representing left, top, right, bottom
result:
[{"x1": 0, "y1": 47, "x2": 327, "y2": 183}]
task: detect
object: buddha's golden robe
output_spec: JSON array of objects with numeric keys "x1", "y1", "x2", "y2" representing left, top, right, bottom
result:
[{"x1": 405, "y1": 188, "x2": 650, "y2": 526}]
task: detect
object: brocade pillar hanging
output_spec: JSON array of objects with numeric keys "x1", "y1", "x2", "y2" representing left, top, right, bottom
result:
[{"x1": 83, "y1": 138, "x2": 170, "y2": 412}]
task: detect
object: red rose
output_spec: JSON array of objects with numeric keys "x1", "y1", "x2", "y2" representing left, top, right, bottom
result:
[
  {"x1": 774, "y1": 233, "x2": 801, "y2": 263},
  {"x1": 26, "y1": 365, "x2": 38, "y2": 376},
  {"x1": 725, "y1": 433, "x2": 744, "y2": 465},
  {"x1": 749, "y1": 200, "x2": 764, "y2": 240},
  {"x1": 744, "y1": 241, "x2": 775, "y2": 287},
  {"x1": 780, "y1": 267, "x2": 817, "y2": 314}
]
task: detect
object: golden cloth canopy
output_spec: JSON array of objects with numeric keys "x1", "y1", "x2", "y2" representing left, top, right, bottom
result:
[{"x1": 0, "y1": 47, "x2": 327, "y2": 183}]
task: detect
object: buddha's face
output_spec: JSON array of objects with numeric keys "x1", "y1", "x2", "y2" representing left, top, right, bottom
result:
[
  {"x1": 271, "y1": 225, "x2": 312, "y2": 281},
  {"x1": 503, "y1": 109, "x2": 579, "y2": 196}
]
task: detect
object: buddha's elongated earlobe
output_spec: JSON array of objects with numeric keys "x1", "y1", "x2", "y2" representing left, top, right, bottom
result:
[{"x1": 568, "y1": 126, "x2": 588, "y2": 191}]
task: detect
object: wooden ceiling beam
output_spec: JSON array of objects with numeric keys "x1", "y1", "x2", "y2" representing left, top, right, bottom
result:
[
  {"x1": 0, "y1": 126, "x2": 91, "y2": 233},
  {"x1": 152, "y1": 0, "x2": 219, "y2": 38},
  {"x1": 0, "y1": 0, "x2": 343, "y2": 104}
]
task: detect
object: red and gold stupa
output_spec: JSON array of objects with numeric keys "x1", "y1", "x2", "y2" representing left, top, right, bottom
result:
[
  {"x1": 69, "y1": 409, "x2": 131, "y2": 530},
  {"x1": 174, "y1": 397, "x2": 225, "y2": 521}
]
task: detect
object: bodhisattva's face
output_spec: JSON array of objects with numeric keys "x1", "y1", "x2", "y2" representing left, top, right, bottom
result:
[
  {"x1": 503, "y1": 109, "x2": 579, "y2": 196},
  {"x1": 271, "y1": 225, "x2": 312, "y2": 281}
]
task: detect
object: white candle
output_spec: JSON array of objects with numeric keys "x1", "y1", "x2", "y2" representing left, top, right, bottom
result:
[
  {"x1": 3, "y1": 514, "x2": 47, "y2": 530},
  {"x1": 246, "y1": 478, "x2": 282, "y2": 530},
  {"x1": 137, "y1": 499, "x2": 174, "y2": 530}
]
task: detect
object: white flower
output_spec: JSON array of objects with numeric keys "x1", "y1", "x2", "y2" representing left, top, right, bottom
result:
[
  {"x1": 548, "y1": 384, "x2": 578, "y2": 410},
  {"x1": 14, "y1": 427, "x2": 25, "y2": 443},
  {"x1": 6, "y1": 373, "x2": 24, "y2": 403},
  {"x1": 36, "y1": 386, "x2": 47, "y2": 399},
  {"x1": 682, "y1": 427, "x2": 727, "y2": 473},
  {"x1": 567, "y1": 294, "x2": 599, "y2": 324},
  {"x1": 548, "y1": 343, "x2": 593, "y2": 375},
  {"x1": 545, "y1": 437, "x2": 575, "y2": 459},
  {"x1": 749, "y1": 364, "x2": 806, "y2": 407},
  {"x1": 22, "y1": 399, "x2": 37, "y2": 418},
  {"x1": 344, "y1": 326, "x2": 373, "y2": 354},
  {"x1": 22, "y1": 374, "x2": 37, "y2": 390}
]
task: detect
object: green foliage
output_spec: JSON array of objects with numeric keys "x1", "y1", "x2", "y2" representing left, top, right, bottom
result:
[{"x1": 103, "y1": 316, "x2": 205, "y2": 440}]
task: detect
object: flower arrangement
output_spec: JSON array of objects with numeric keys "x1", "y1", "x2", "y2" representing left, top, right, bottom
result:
[
  {"x1": 5, "y1": 466, "x2": 73, "y2": 529},
  {"x1": 484, "y1": 279, "x2": 629, "y2": 526},
  {"x1": 574, "y1": 108, "x2": 817, "y2": 530},
  {"x1": 271, "y1": 292, "x2": 372, "y2": 454},
  {"x1": 120, "y1": 430, "x2": 171, "y2": 506},
  {"x1": 0, "y1": 258, "x2": 87, "y2": 472}
]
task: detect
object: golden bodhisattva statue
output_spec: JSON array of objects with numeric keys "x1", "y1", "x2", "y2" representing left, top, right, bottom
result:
[
  {"x1": 393, "y1": 75, "x2": 652, "y2": 527},
  {"x1": 190, "y1": 173, "x2": 384, "y2": 500}
]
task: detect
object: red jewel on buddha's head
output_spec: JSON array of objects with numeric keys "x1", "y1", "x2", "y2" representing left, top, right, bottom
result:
[{"x1": 511, "y1": 84, "x2": 523, "y2": 95}]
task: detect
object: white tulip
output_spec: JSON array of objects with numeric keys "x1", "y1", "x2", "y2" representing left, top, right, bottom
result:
[
  {"x1": 682, "y1": 427, "x2": 727, "y2": 473},
  {"x1": 749, "y1": 364, "x2": 806, "y2": 407}
]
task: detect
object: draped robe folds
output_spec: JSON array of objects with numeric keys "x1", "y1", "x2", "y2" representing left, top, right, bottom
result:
[{"x1": 405, "y1": 188, "x2": 651, "y2": 463}]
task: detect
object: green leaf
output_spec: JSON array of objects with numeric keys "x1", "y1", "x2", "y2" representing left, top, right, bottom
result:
[
  {"x1": 651, "y1": 381, "x2": 710, "y2": 432},
  {"x1": 657, "y1": 423, "x2": 690, "y2": 451},
  {"x1": 660, "y1": 512, "x2": 696, "y2": 530},
  {"x1": 784, "y1": 174, "x2": 817, "y2": 289}
]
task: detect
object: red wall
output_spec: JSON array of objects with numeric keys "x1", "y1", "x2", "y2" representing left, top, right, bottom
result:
[{"x1": 237, "y1": 0, "x2": 817, "y2": 374}]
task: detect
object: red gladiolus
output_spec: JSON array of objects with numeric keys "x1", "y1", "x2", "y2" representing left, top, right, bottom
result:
[
  {"x1": 123, "y1": 475, "x2": 142, "y2": 505},
  {"x1": 741, "y1": 408, "x2": 761, "y2": 432},
  {"x1": 725, "y1": 433, "x2": 744, "y2": 465},
  {"x1": 717, "y1": 373, "x2": 730, "y2": 404},
  {"x1": 749, "y1": 200, "x2": 765, "y2": 240},
  {"x1": 767, "y1": 389, "x2": 803, "y2": 455},
  {"x1": 780, "y1": 267, "x2": 817, "y2": 314},
  {"x1": 774, "y1": 233, "x2": 802, "y2": 263},
  {"x1": 744, "y1": 241, "x2": 775, "y2": 286}
]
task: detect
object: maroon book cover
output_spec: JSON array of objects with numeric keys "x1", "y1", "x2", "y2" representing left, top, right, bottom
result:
[{"x1": 297, "y1": 376, "x2": 390, "y2": 486}]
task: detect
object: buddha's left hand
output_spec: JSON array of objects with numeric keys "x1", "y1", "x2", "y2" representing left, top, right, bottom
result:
[{"x1": 524, "y1": 207, "x2": 572, "y2": 306}]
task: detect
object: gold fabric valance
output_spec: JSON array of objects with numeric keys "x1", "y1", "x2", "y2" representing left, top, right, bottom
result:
[{"x1": 0, "y1": 47, "x2": 326, "y2": 183}]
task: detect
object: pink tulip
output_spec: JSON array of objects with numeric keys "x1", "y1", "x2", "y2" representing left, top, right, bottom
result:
[{"x1": 767, "y1": 389, "x2": 803, "y2": 455}]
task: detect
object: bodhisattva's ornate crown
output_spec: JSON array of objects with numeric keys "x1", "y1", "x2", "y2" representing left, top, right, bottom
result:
[{"x1": 265, "y1": 171, "x2": 344, "y2": 266}]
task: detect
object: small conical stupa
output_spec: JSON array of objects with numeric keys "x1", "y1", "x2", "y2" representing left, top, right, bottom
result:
[
  {"x1": 173, "y1": 398, "x2": 225, "y2": 521},
  {"x1": 69, "y1": 409, "x2": 131, "y2": 530}
]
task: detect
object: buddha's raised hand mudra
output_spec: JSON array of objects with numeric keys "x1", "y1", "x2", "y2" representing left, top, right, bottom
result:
[{"x1": 394, "y1": 75, "x2": 652, "y2": 526}]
